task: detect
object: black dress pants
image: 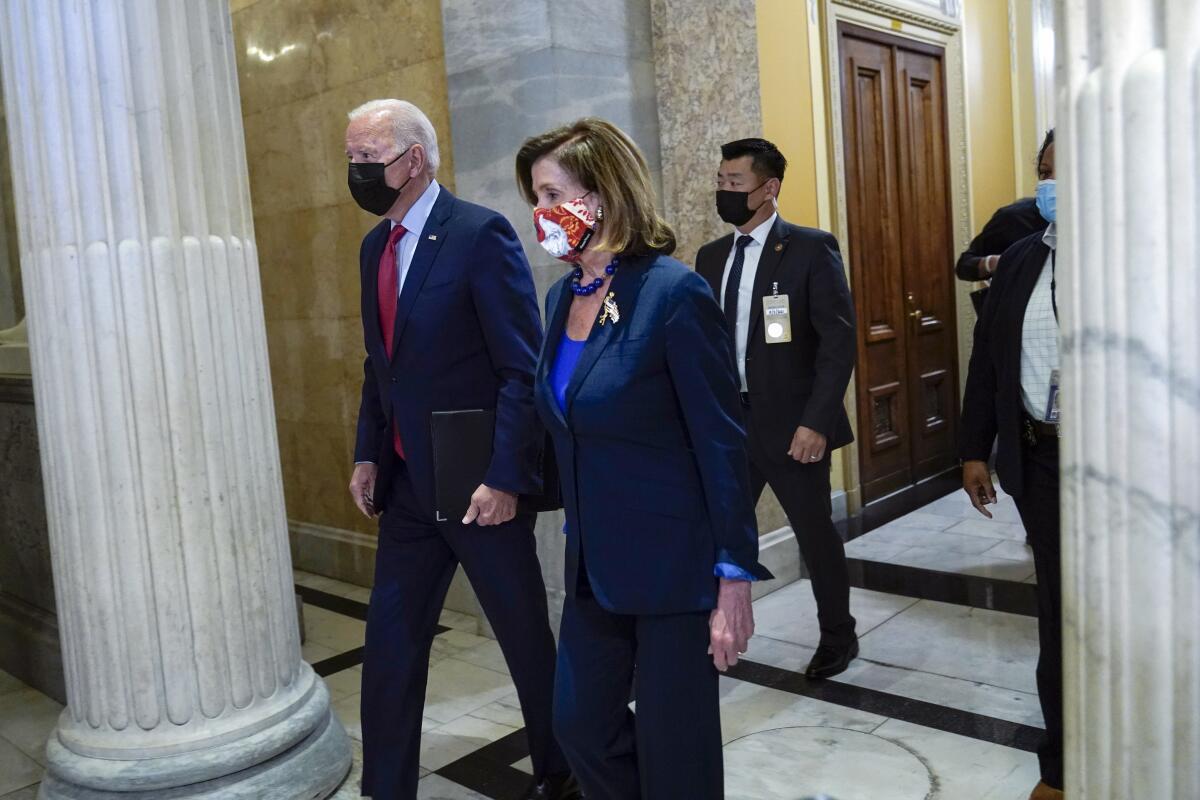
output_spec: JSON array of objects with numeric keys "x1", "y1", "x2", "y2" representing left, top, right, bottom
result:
[
  {"x1": 1012, "y1": 435, "x2": 1063, "y2": 790},
  {"x1": 359, "y1": 463, "x2": 566, "y2": 799},
  {"x1": 746, "y1": 438, "x2": 856, "y2": 646}
]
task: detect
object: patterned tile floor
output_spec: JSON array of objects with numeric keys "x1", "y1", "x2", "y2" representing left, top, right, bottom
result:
[{"x1": 1, "y1": 489, "x2": 1045, "y2": 799}]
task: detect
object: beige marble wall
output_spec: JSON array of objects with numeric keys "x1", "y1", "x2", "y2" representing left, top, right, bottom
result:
[
  {"x1": 650, "y1": 0, "x2": 765, "y2": 267},
  {"x1": 649, "y1": 0, "x2": 789, "y2": 534},
  {"x1": 231, "y1": 0, "x2": 454, "y2": 539}
]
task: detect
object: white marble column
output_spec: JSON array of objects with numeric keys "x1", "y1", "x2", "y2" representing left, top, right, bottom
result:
[
  {"x1": 1057, "y1": 0, "x2": 1200, "y2": 797},
  {"x1": 0, "y1": 1, "x2": 351, "y2": 797}
]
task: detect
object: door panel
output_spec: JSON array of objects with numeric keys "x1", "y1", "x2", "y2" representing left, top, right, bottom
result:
[
  {"x1": 839, "y1": 24, "x2": 959, "y2": 504},
  {"x1": 894, "y1": 47, "x2": 959, "y2": 479},
  {"x1": 840, "y1": 34, "x2": 912, "y2": 498}
]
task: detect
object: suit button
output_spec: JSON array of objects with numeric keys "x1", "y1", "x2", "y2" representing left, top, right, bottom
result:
[{"x1": 391, "y1": 377, "x2": 398, "y2": 383}]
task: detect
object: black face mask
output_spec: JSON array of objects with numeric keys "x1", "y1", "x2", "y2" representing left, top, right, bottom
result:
[
  {"x1": 716, "y1": 180, "x2": 770, "y2": 226},
  {"x1": 348, "y1": 148, "x2": 412, "y2": 215}
]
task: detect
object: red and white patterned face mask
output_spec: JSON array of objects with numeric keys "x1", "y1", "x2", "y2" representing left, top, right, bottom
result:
[{"x1": 533, "y1": 197, "x2": 598, "y2": 262}]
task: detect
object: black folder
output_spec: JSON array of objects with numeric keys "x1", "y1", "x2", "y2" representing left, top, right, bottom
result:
[{"x1": 430, "y1": 409, "x2": 561, "y2": 523}]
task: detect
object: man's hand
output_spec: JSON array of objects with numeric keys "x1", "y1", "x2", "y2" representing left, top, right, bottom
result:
[
  {"x1": 462, "y1": 484, "x2": 518, "y2": 527},
  {"x1": 708, "y1": 578, "x2": 754, "y2": 672},
  {"x1": 982, "y1": 254, "x2": 1001, "y2": 277},
  {"x1": 349, "y1": 463, "x2": 378, "y2": 518},
  {"x1": 788, "y1": 426, "x2": 828, "y2": 464},
  {"x1": 963, "y1": 460, "x2": 997, "y2": 519}
]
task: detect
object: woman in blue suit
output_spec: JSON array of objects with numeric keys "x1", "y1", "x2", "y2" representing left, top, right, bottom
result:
[{"x1": 516, "y1": 118, "x2": 773, "y2": 799}]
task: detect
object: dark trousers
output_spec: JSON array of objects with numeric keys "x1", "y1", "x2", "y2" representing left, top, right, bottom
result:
[
  {"x1": 1012, "y1": 436, "x2": 1063, "y2": 789},
  {"x1": 746, "y1": 438, "x2": 856, "y2": 646},
  {"x1": 360, "y1": 463, "x2": 566, "y2": 799},
  {"x1": 553, "y1": 569, "x2": 723, "y2": 800}
]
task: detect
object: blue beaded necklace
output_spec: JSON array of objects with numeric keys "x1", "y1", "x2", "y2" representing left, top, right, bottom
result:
[{"x1": 572, "y1": 258, "x2": 618, "y2": 296}]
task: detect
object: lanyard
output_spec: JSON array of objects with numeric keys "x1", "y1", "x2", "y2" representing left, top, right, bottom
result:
[{"x1": 1050, "y1": 249, "x2": 1058, "y2": 325}]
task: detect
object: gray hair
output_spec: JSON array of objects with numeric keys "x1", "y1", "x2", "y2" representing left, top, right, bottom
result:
[{"x1": 348, "y1": 99, "x2": 440, "y2": 177}]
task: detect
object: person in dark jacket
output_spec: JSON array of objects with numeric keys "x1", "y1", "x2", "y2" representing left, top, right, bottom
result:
[
  {"x1": 960, "y1": 129, "x2": 1063, "y2": 800},
  {"x1": 696, "y1": 138, "x2": 859, "y2": 680},
  {"x1": 956, "y1": 134, "x2": 1054, "y2": 311}
]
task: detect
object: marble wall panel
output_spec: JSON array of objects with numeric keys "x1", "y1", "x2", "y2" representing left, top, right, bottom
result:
[
  {"x1": 232, "y1": 0, "x2": 454, "y2": 538},
  {"x1": 446, "y1": 45, "x2": 662, "y2": 298},
  {"x1": 650, "y1": 0, "x2": 764, "y2": 265},
  {"x1": 0, "y1": 379, "x2": 61, "y2": 701},
  {"x1": 0, "y1": 80, "x2": 21, "y2": 330},
  {"x1": 441, "y1": 0, "x2": 663, "y2": 614},
  {"x1": 0, "y1": 382, "x2": 52, "y2": 613}
]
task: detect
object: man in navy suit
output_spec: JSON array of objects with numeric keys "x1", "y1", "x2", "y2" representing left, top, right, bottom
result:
[{"x1": 343, "y1": 99, "x2": 575, "y2": 800}]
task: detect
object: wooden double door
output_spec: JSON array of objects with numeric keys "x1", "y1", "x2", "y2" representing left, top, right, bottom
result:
[{"x1": 838, "y1": 23, "x2": 959, "y2": 505}]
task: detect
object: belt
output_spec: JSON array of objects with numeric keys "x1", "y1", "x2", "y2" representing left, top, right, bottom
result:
[{"x1": 1022, "y1": 413, "x2": 1059, "y2": 446}]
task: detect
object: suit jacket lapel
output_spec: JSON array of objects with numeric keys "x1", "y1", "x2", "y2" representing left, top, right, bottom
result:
[
  {"x1": 362, "y1": 220, "x2": 391, "y2": 365},
  {"x1": 747, "y1": 216, "x2": 790, "y2": 345},
  {"x1": 1009, "y1": 239, "x2": 1051, "y2": 347},
  {"x1": 538, "y1": 276, "x2": 574, "y2": 430},
  {"x1": 697, "y1": 234, "x2": 733, "y2": 297},
  {"x1": 564, "y1": 257, "x2": 652, "y2": 417},
  {"x1": 390, "y1": 188, "x2": 454, "y2": 362}
]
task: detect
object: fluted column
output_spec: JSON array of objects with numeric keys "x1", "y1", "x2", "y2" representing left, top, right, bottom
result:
[
  {"x1": 1058, "y1": 0, "x2": 1200, "y2": 797},
  {"x1": 0, "y1": 1, "x2": 351, "y2": 797}
]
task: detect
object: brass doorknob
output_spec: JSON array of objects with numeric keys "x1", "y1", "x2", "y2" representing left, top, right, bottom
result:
[{"x1": 910, "y1": 308, "x2": 923, "y2": 319}]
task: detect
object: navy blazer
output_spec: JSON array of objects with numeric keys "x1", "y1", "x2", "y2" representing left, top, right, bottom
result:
[
  {"x1": 535, "y1": 254, "x2": 773, "y2": 616},
  {"x1": 354, "y1": 187, "x2": 544, "y2": 517},
  {"x1": 959, "y1": 229, "x2": 1053, "y2": 499}
]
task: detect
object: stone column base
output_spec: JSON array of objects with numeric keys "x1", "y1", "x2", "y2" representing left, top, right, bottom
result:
[{"x1": 39, "y1": 682, "x2": 351, "y2": 800}]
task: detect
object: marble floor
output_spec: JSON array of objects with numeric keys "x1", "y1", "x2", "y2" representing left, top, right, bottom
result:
[{"x1": 0, "y1": 489, "x2": 1045, "y2": 799}]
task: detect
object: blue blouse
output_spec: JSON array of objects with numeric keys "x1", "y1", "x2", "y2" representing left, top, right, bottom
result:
[
  {"x1": 547, "y1": 329, "x2": 755, "y2": 582},
  {"x1": 550, "y1": 331, "x2": 588, "y2": 413}
]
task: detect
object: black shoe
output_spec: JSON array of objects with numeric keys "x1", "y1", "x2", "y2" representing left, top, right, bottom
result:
[
  {"x1": 523, "y1": 772, "x2": 583, "y2": 800},
  {"x1": 805, "y1": 637, "x2": 859, "y2": 680}
]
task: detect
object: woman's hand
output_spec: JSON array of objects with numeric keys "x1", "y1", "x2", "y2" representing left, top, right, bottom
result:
[
  {"x1": 709, "y1": 579, "x2": 754, "y2": 672},
  {"x1": 962, "y1": 460, "x2": 996, "y2": 518}
]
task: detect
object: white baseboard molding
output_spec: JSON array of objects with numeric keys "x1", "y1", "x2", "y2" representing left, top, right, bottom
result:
[{"x1": 0, "y1": 591, "x2": 65, "y2": 703}]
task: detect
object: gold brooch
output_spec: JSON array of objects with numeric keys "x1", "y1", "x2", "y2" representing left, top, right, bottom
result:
[{"x1": 598, "y1": 292, "x2": 620, "y2": 326}]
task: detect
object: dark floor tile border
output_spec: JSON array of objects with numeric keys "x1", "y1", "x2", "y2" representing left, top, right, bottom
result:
[
  {"x1": 295, "y1": 582, "x2": 451, "y2": 634},
  {"x1": 295, "y1": 584, "x2": 372, "y2": 621},
  {"x1": 726, "y1": 658, "x2": 1043, "y2": 753},
  {"x1": 434, "y1": 653, "x2": 1044, "y2": 799},
  {"x1": 436, "y1": 729, "x2": 532, "y2": 800},
  {"x1": 312, "y1": 647, "x2": 367, "y2": 677},
  {"x1": 846, "y1": 557, "x2": 1039, "y2": 617}
]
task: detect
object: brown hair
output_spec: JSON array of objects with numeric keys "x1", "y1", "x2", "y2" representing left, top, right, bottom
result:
[{"x1": 516, "y1": 118, "x2": 676, "y2": 257}]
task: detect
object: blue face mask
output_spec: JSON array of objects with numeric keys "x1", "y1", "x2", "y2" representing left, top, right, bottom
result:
[{"x1": 1036, "y1": 179, "x2": 1056, "y2": 223}]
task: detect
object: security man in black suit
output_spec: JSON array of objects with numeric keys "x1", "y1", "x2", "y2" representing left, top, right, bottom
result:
[
  {"x1": 955, "y1": 141, "x2": 1054, "y2": 313},
  {"x1": 955, "y1": 197, "x2": 1048, "y2": 283},
  {"x1": 696, "y1": 138, "x2": 859, "y2": 679},
  {"x1": 960, "y1": 129, "x2": 1062, "y2": 800}
]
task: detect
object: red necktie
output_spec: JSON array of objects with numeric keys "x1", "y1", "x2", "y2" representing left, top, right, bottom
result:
[{"x1": 378, "y1": 223, "x2": 406, "y2": 458}]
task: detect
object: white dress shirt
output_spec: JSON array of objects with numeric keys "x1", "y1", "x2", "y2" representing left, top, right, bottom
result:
[
  {"x1": 719, "y1": 212, "x2": 778, "y2": 391},
  {"x1": 1020, "y1": 223, "x2": 1059, "y2": 419},
  {"x1": 389, "y1": 179, "x2": 441, "y2": 295}
]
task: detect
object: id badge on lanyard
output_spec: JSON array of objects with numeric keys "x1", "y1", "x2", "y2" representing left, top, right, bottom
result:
[
  {"x1": 762, "y1": 282, "x2": 791, "y2": 344},
  {"x1": 1044, "y1": 368, "x2": 1060, "y2": 427}
]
